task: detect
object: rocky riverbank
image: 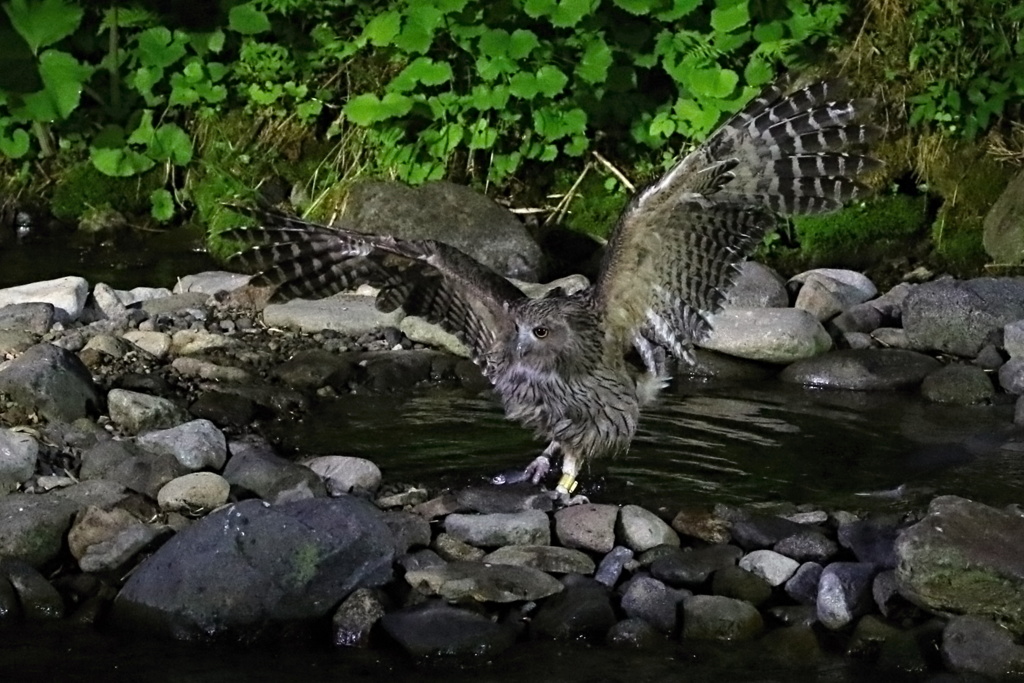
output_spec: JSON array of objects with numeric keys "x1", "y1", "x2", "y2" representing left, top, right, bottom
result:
[{"x1": 1, "y1": 263, "x2": 1024, "y2": 680}]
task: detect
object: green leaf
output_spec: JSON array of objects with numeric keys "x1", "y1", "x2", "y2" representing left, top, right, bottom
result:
[
  {"x1": 0, "y1": 126, "x2": 30, "y2": 158},
  {"x1": 127, "y1": 110, "x2": 155, "y2": 146},
  {"x1": 151, "y1": 123, "x2": 192, "y2": 165},
  {"x1": 752, "y1": 21, "x2": 784, "y2": 43},
  {"x1": 649, "y1": 111, "x2": 676, "y2": 137},
  {"x1": 509, "y1": 72, "x2": 539, "y2": 100},
  {"x1": 479, "y1": 29, "x2": 511, "y2": 57},
  {"x1": 655, "y1": 0, "x2": 702, "y2": 20},
  {"x1": 389, "y1": 57, "x2": 453, "y2": 92},
  {"x1": 4, "y1": 0, "x2": 83, "y2": 54},
  {"x1": 744, "y1": 55, "x2": 774, "y2": 86},
  {"x1": 136, "y1": 28, "x2": 186, "y2": 68},
  {"x1": 711, "y1": 0, "x2": 750, "y2": 33},
  {"x1": 536, "y1": 65, "x2": 568, "y2": 97},
  {"x1": 90, "y1": 146, "x2": 155, "y2": 177},
  {"x1": 296, "y1": 100, "x2": 323, "y2": 120},
  {"x1": 150, "y1": 189, "x2": 174, "y2": 221},
  {"x1": 468, "y1": 119, "x2": 498, "y2": 149},
  {"x1": 343, "y1": 92, "x2": 412, "y2": 125},
  {"x1": 612, "y1": 0, "x2": 653, "y2": 15},
  {"x1": 577, "y1": 36, "x2": 612, "y2": 84},
  {"x1": 362, "y1": 11, "x2": 401, "y2": 46},
  {"x1": 524, "y1": 0, "x2": 598, "y2": 28},
  {"x1": 469, "y1": 84, "x2": 510, "y2": 110},
  {"x1": 14, "y1": 50, "x2": 93, "y2": 121},
  {"x1": 508, "y1": 29, "x2": 540, "y2": 59},
  {"x1": 228, "y1": 4, "x2": 271, "y2": 35},
  {"x1": 688, "y1": 67, "x2": 739, "y2": 98}
]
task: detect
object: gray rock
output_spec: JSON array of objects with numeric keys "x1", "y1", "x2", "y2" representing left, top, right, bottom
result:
[
  {"x1": 0, "y1": 276, "x2": 89, "y2": 322},
  {"x1": 838, "y1": 516, "x2": 901, "y2": 568},
  {"x1": 483, "y1": 545, "x2": 595, "y2": 575},
  {"x1": 650, "y1": 544, "x2": 743, "y2": 586},
  {"x1": 942, "y1": 615, "x2": 1024, "y2": 679},
  {"x1": 724, "y1": 262, "x2": 789, "y2": 308},
  {"x1": 455, "y1": 485, "x2": 553, "y2": 514},
  {"x1": 532, "y1": 579, "x2": 616, "y2": 639},
  {"x1": 444, "y1": 510, "x2": 550, "y2": 547},
  {"x1": 729, "y1": 513, "x2": 808, "y2": 550},
  {"x1": 77, "y1": 520, "x2": 164, "y2": 573},
  {"x1": 606, "y1": 617, "x2": 665, "y2": 649},
  {"x1": 816, "y1": 562, "x2": 878, "y2": 630},
  {"x1": 872, "y1": 569, "x2": 902, "y2": 618},
  {"x1": 381, "y1": 599, "x2": 518, "y2": 658},
  {"x1": 0, "y1": 330, "x2": 36, "y2": 355},
  {"x1": 122, "y1": 330, "x2": 172, "y2": 359},
  {"x1": 1005, "y1": 319, "x2": 1024, "y2": 358},
  {"x1": 107, "y1": 389, "x2": 188, "y2": 435},
  {"x1": 270, "y1": 349, "x2": 354, "y2": 391},
  {"x1": 702, "y1": 308, "x2": 832, "y2": 363},
  {"x1": 173, "y1": 271, "x2": 251, "y2": 295},
  {"x1": 896, "y1": 495, "x2": 1024, "y2": 634},
  {"x1": 332, "y1": 587, "x2": 385, "y2": 648},
  {"x1": 399, "y1": 315, "x2": 470, "y2": 357},
  {"x1": 0, "y1": 427, "x2": 39, "y2": 492},
  {"x1": 617, "y1": 504, "x2": 679, "y2": 552},
  {"x1": 1016, "y1": 395, "x2": 1024, "y2": 426},
  {"x1": 81, "y1": 334, "x2": 134, "y2": 359},
  {"x1": 831, "y1": 303, "x2": 884, "y2": 334},
  {"x1": 111, "y1": 496, "x2": 395, "y2": 641},
  {"x1": 871, "y1": 282, "x2": 915, "y2": 322},
  {"x1": 135, "y1": 419, "x2": 227, "y2": 471},
  {"x1": 554, "y1": 503, "x2": 618, "y2": 553},
  {"x1": 432, "y1": 532, "x2": 485, "y2": 562},
  {"x1": 412, "y1": 493, "x2": 462, "y2": 519},
  {"x1": 0, "y1": 557, "x2": 64, "y2": 619},
  {"x1": 842, "y1": 331, "x2": 876, "y2": 349},
  {"x1": 871, "y1": 327, "x2": 911, "y2": 348},
  {"x1": 594, "y1": 545, "x2": 634, "y2": 587},
  {"x1": 138, "y1": 292, "x2": 209, "y2": 316},
  {"x1": 381, "y1": 511, "x2": 431, "y2": 555},
  {"x1": 620, "y1": 575, "x2": 678, "y2": 632},
  {"x1": 262, "y1": 294, "x2": 404, "y2": 334},
  {"x1": 794, "y1": 272, "x2": 875, "y2": 321},
  {"x1": 170, "y1": 329, "x2": 237, "y2": 356},
  {"x1": 711, "y1": 565, "x2": 772, "y2": 606},
  {"x1": 0, "y1": 343, "x2": 101, "y2": 422},
  {"x1": 904, "y1": 278, "x2": 1024, "y2": 357},
  {"x1": 790, "y1": 268, "x2": 878, "y2": 302},
  {"x1": 405, "y1": 560, "x2": 562, "y2": 602},
  {"x1": 773, "y1": 529, "x2": 838, "y2": 563},
  {"x1": 303, "y1": 456, "x2": 382, "y2": 496},
  {"x1": 670, "y1": 507, "x2": 732, "y2": 545},
  {"x1": 681, "y1": 594, "x2": 764, "y2": 641},
  {"x1": 982, "y1": 169, "x2": 1024, "y2": 266},
  {"x1": 222, "y1": 437, "x2": 327, "y2": 503},
  {"x1": 396, "y1": 549, "x2": 445, "y2": 573},
  {"x1": 156, "y1": 472, "x2": 231, "y2": 512},
  {"x1": 1000, "y1": 357, "x2": 1024, "y2": 394},
  {"x1": 343, "y1": 180, "x2": 543, "y2": 280},
  {"x1": 784, "y1": 562, "x2": 823, "y2": 605},
  {"x1": 780, "y1": 349, "x2": 941, "y2": 390},
  {"x1": 79, "y1": 439, "x2": 187, "y2": 498},
  {"x1": 170, "y1": 357, "x2": 251, "y2": 383},
  {"x1": 738, "y1": 549, "x2": 800, "y2": 586},
  {"x1": 0, "y1": 302, "x2": 54, "y2": 334},
  {"x1": 921, "y1": 363, "x2": 995, "y2": 404}
]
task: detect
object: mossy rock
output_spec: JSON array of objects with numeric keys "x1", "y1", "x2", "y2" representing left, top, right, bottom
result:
[
  {"x1": 51, "y1": 163, "x2": 163, "y2": 221},
  {"x1": 559, "y1": 170, "x2": 629, "y2": 239}
]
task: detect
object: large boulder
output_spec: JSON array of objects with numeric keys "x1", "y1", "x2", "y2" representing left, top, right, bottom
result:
[
  {"x1": 702, "y1": 308, "x2": 832, "y2": 363},
  {"x1": 0, "y1": 343, "x2": 101, "y2": 422},
  {"x1": 780, "y1": 349, "x2": 941, "y2": 390},
  {"x1": 903, "y1": 278, "x2": 1024, "y2": 357},
  {"x1": 982, "y1": 169, "x2": 1024, "y2": 265},
  {"x1": 111, "y1": 496, "x2": 395, "y2": 641}
]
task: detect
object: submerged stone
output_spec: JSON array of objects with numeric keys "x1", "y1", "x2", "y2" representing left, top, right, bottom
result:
[
  {"x1": 381, "y1": 599, "x2": 518, "y2": 659},
  {"x1": 404, "y1": 560, "x2": 562, "y2": 603},
  {"x1": 483, "y1": 545, "x2": 595, "y2": 575},
  {"x1": 681, "y1": 594, "x2": 764, "y2": 641}
]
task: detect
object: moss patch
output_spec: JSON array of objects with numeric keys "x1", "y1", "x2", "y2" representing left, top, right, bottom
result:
[
  {"x1": 558, "y1": 170, "x2": 629, "y2": 239},
  {"x1": 50, "y1": 163, "x2": 163, "y2": 222}
]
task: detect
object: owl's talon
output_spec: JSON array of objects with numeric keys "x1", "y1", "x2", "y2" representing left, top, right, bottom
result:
[
  {"x1": 492, "y1": 454, "x2": 551, "y2": 487},
  {"x1": 549, "y1": 489, "x2": 590, "y2": 506}
]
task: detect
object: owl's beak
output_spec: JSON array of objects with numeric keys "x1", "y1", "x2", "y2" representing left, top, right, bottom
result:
[{"x1": 515, "y1": 329, "x2": 533, "y2": 358}]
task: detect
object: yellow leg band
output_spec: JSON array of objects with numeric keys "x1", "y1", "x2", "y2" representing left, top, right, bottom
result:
[{"x1": 556, "y1": 474, "x2": 578, "y2": 494}]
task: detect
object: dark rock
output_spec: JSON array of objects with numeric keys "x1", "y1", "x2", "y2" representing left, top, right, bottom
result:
[
  {"x1": 730, "y1": 513, "x2": 808, "y2": 550},
  {"x1": 872, "y1": 569, "x2": 904, "y2": 618},
  {"x1": 712, "y1": 565, "x2": 772, "y2": 606},
  {"x1": 725, "y1": 262, "x2": 789, "y2": 308},
  {"x1": 974, "y1": 343, "x2": 1007, "y2": 370},
  {"x1": 0, "y1": 343, "x2": 100, "y2": 421},
  {"x1": 1016, "y1": 395, "x2": 1024, "y2": 426},
  {"x1": 405, "y1": 561, "x2": 562, "y2": 603},
  {"x1": 483, "y1": 545, "x2": 595, "y2": 575},
  {"x1": 343, "y1": 180, "x2": 543, "y2": 280},
  {"x1": 455, "y1": 485, "x2": 553, "y2": 513},
  {"x1": 412, "y1": 493, "x2": 462, "y2": 519},
  {"x1": 921, "y1": 363, "x2": 995, "y2": 404},
  {"x1": 942, "y1": 615, "x2": 1024, "y2": 679},
  {"x1": 679, "y1": 349, "x2": 780, "y2": 382},
  {"x1": 554, "y1": 503, "x2": 618, "y2": 553},
  {"x1": 0, "y1": 575, "x2": 20, "y2": 622},
  {"x1": 79, "y1": 439, "x2": 187, "y2": 498},
  {"x1": 670, "y1": 507, "x2": 731, "y2": 544},
  {"x1": 620, "y1": 575, "x2": 678, "y2": 632},
  {"x1": 0, "y1": 427, "x2": 38, "y2": 492},
  {"x1": 838, "y1": 516, "x2": 902, "y2": 568},
  {"x1": 766, "y1": 605, "x2": 818, "y2": 627},
  {"x1": 357, "y1": 350, "x2": 442, "y2": 392},
  {"x1": 304, "y1": 456, "x2": 381, "y2": 496},
  {"x1": 107, "y1": 389, "x2": 188, "y2": 434},
  {"x1": 396, "y1": 549, "x2": 445, "y2": 573},
  {"x1": 382, "y1": 511, "x2": 431, "y2": 555},
  {"x1": 135, "y1": 419, "x2": 227, "y2": 471},
  {"x1": 896, "y1": 495, "x2": 1024, "y2": 634},
  {"x1": 904, "y1": 278, "x2": 1024, "y2": 357},
  {"x1": 444, "y1": 510, "x2": 550, "y2": 547},
  {"x1": 617, "y1": 504, "x2": 679, "y2": 551},
  {"x1": 680, "y1": 595, "x2": 763, "y2": 641},
  {"x1": 332, "y1": 587, "x2": 385, "y2": 648},
  {"x1": 271, "y1": 349, "x2": 355, "y2": 391},
  {"x1": 532, "y1": 581, "x2": 616, "y2": 640},
  {"x1": 0, "y1": 302, "x2": 55, "y2": 334},
  {"x1": 830, "y1": 302, "x2": 884, "y2": 334},
  {"x1": 780, "y1": 349, "x2": 941, "y2": 390},
  {"x1": 188, "y1": 390, "x2": 257, "y2": 427},
  {"x1": 816, "y1": 562, "x2": 878, "y2": 630},
  {"x1": 222, "y1": 437, "x2": 327, "y2": 503},
  {"x1": 111, "y1": 496, "x2": 395, "y2": 641},
  {"x1": 381, "y1": 599, "x2": 518, "y2": 658},
  {"x1": 650, "y1": 544, "x2": 742, "y2": 586},
  {"x1": 784, "y1": 562, "x2": 823, "y2": 606},
  {"x1": 0, "y1": 557, "x2": 64, "y2": 619},
  {"x1": 774, "y1": 529, "x2": 839, "y2": 563},
  {"x1": 594, "y1": 545, "x2": 633, "y2": 587},
  {"x1": 1000, "y1": 357, "x2": 1024, "y2": 394},
  {"x1": 606, "y1": 617, "x2": 665, "y2": 649},
  {"x1": 758, "y1": 624, "x2": 827, "y2": 668},
  {"x1": 432, "y1": 533, "x2": 485, "y2": 562}
]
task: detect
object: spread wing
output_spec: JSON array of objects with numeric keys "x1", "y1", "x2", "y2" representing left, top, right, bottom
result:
[
  {"x1": 596, "y1": 79, "x2": 882, "y2": 360},
  {"x1": 223, "y1": 206, "x2": 526, "y2": 361}
]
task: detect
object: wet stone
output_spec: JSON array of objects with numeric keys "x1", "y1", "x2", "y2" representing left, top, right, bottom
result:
[
  {"x1": 650, "y1": 544, "x2": 743, "y2": 586},
  {"x1": 773, "y1": 528, "x2": 839, "y2": 563},
  {"x1": 0, "y1": 557, "x2": 64, "y2": 620},
  {"x1": 381, "y1": 511, "x2": 431, "y2": 555},
  {"x1": 304, "y1": 456, "x2": 382, "y2": 496},
  {"x1": 738, "y1": 549, "x2": 800, "y2": 586},
  {"x1": 941, "y1": 615, "x2": 1024, "y2": 679},
  {"x1": 729, "y1": 513, "x2": 808, "y2": 550},
  {"x1": 79, "y1": 439, "x2": 187, "y2": 498},
  {"x1": 405, "y1": 561, "x2": 563, "y2": 603},
  {"x1": 412, "y1": 493, "x2": 462, "y2": 519},
  {"x1": 432, "y1": 533, "x2": 486, "y2": 562},
  {"x1": 670, "y1": 507, "x2": 731, "y2": 544},
  {"x1": 554, "y1": 504, "x2": 618, "y2": 553},
  {"x1": 156, "y1": 472, "x2": 231, "y2": 512},
  {"x1": 222, "y1": 437, "x2": 327, "y2": 503},
  {"x1": 0, "y1": 576, "x2": 20, "y2": 623},
  {"x1": 332, "y1": 587, "x2": 385, "y2": 648},
  {"x1": 483, "y1": 545, "x2": 595, "y2": 575},
  {"x1": 838, "y1": 516, "x2": 901, "y2": 568},
  {"x1": 712, "y1": 565, "x2": 773, "y2": 606},
  {"x1": 999, "y1": 357, "x2": 1024, "y2": 394},
  {"x1": 872, "y1": 569, "x2": 903, "y2": 618},
  {"x1": 188, "y1": 391, "x2": 257, "y2": 428},
  {"x1": 455, "y1": 485, "x2": 553, "y2": 513},
  {"x1": 681, "y1": 595, "x2": 764, "y2": 642},
  {"x1": 107, "y1": 389, "x2": 188, "y2": 435},
  {"x1": 606, "y1": 617, "x2": 665, "y2": 650},
  {"x1": 617, "y1": 504, "x2": 679, "y2": 552},
  {"x1": 817, "y1": 562, "x2": 878, "y2": 630},
  {"x1": 921, "y1": 363, "x2": 995, "y2": 405},
  {"x1": 0, "y1": 302, "x2": 55, "y2": 334},
  {"x1": 381, "y1": 599, "x2": 517, "y2": 659},
  {"x1": 620, "y1": 575, "x2": 678, "y2": 632},
  {"x1": 0, "y1": 427, "x2": 39, "y2": 492},
  {"x1": 766, "y1": 605, "x2": 818, "y2": 628},
  {"x1": 532, "y1": 579, "x2": 616, "y2": 640},
  {"x1": 444, "y1": 510, "x2": 550, "y2": 547},
  {"x1": 785, "y1": 562, "x2": 823, "y2": 606},
  {"x1": 77, "y1": 520, "x2": 164, "y2": 574},
  {"x1": 594, "y1": 545, "x2": 633, "y2": 587},
  {"x1": 396, "y1": 549, "x2": 445, "y2": 573},
  {"x1": 135, "y1": 419, "x2": 227, "y2": 471},
  {"x1": 781, "y1": 348, "x2": 942, "y2": 391},
  {"x1": 0, "y1": 343, "x2": 101, "y2": 422}
]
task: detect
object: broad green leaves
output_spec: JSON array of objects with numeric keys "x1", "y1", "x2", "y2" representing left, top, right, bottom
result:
[{"x1": 3, "y1": 0, "x2": 83, "y2": 54}]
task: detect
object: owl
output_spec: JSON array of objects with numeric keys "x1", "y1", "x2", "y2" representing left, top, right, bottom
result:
[{"x1": 227, "y1": 79, "x2": 880, "y2": 502}]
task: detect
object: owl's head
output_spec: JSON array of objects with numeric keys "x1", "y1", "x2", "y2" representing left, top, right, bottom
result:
[{"x1": 509, "y1": 295, "x2": 593, "y2": 366}]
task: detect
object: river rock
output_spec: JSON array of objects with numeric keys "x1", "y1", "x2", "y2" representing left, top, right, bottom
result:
[
  {"x1": 816, "y1": 562, "x2": 878, "y2": 630},
  {"x1": 303, "y1": 456, "x2": 381, "y2": 496},
  {"x1": 941, "y1": 614, "x2": 1024, "y2": 679},
  {"x1": 0, "y1": 330, "x2": 36, "y2": 355},
  {"x1": 773, "y1": 528, "x2": 838, "y2": 563},
  {"x1": 711, "y1": 565, "x2": 772, "y2": 606},
  {"x1": 1006, "y1": 319, "x2": 1024, "y2": 358},
  {"x1": 532, "y1": 577, "x2": 617, "y2": 639},
  {"x1": 554, "y1": 503, "x2": 618, "y2": 553},
  {"x1": 920, "y1": 363, "x2": 995, "y2": 404},
  {"x1": 606, "y1": 617, "x2": 665, "y2": 649},
  {"x1": 157, "y1": 472, "x2": 231, "y2": 512},
  {"x1": 432, "y1": 532, "x2": 485, "y2": 562},
  {"x1": 999, "y1": 357, "x2": 1024, "y2": 394},
  {"x1": 896, "y1": 495, "x2": 1024, "y2": 634},
  {"x1": 830, "y1": 303, "x2": 884, "y2": 335},
  {"x1": 332, "y1": 587, "x2": 385, "y2": 648},
  {"x1": 343, "y1": 180, "x2": 543, "y2": 280},
  {"x1": 262, "y1": 295, "x2": 403, "y2": 335},
  {"x1": 405, "y1": 560, "x2": 562, "y2": 603},
  {"x1": 738, "y1": 549, "x2": 800, "y2": 586},
  {"x1": 594, "y1": 546, "x2": 634, "y2": 587},
  {"x1": 617, "y1": 504, "x2": 679, "y2": 552},
  {"x1": 793, "y1": 272, "x2": 875, "y2": 321},
  {"x1": 1017, "y1": 396, "x2": 1024, "y2": 426},
  {"x1": 483, "y1": 545, "x2": 595, "y2": 575},
  {"x1": 70, "y1": 507, "x2": 164, "y2": 573},
  {"x1": 122, "y1": 330, "x2": 172, "y2": 359},
  {"x1": 702, "y1": 308, "x2": 832, "y2": 363},
  {"x1": 620, "y1": 575, "x2": 678, "y2": 632},
  {"x1": 871, "y1": 327, "x2": 911, "y2": 348},
  {"x1": 872, "y1": 569, "x2": 903, "y2": 618},
  {"x1": 982, "y1": 169, "x2": 1024, "y2": 266},
  {"x1": 729, "y1": 513, "x2": 808, "y2": 550},
  {"x1": 455, "y1": 485, "x2": 553, "y2": 514},
  {"x1": 725, "y1": 262, "x2": 789, "y2": 308},
  {"x1": 270, "y1": 349, "x2": 354, "y2": 391},
  {"x1": 399, "y1": 315, "x2": 470, "y2": 358},
  {"x1": 903, "y1": 278, "x2": 1024, "y2": 357},
  {"x1": 780, "y1": 349, "x2": 941, "y2": 390},
  {"x1": 784, "y1": 562, "x2": 823, "y2": 605},
  {"x1": 650, "y1": 544, "x2": 743, "y2": 586},
  {"x1": 444, "y1": 510, "x2": 550, "y2": 547},
  {"x1": 0, "y1": 302, "x2": 55, "y2": 334},
  {"x1": 173, "y1": 271, "x2": 250, "y2": 295},
  {"x1": 838, "y1": 516, "x2": 901, "y2": 568},
  {"x1": 135, "y1": 419, "x2": 227, "y2": 471},
  {"x1": 111, "y1": 496, "x2": 395, "y2": 640},
  {"x1": 381, "y1": 511, "x2": 431, "y2": 555},
  {"x1": 790, "y1": 268, "x2": 878, "y2": 302},
  {"x1": 381, "y1": 599, "x2": 518, "y2": 658},
  {"x1": 222, "y1": 437, "x2": 326, "y2": 503},
  {"x1": 138, "y1": 292, "x2": 208, "y2": 316},
  {"x1": 0, "y1": 427, "x2": 38, "y2": 492},
  {"x1": 170, "y1": 330, "x2": 237, "y2": 356},
  {"x1": 79, "y1": 439, "x2": 187, "y2": 498},
  {"x1": 107, "y1": 389, "x2": 188, "y2": 434},
  {"x1": 671, "y1": 507, "x2": 732, "y2": 545},
  {"x1": 681, "y1": 594, "x2": 764, "y2": 641},
  {"x1": 0, "y1": 343, "x2": 101, "y2": 422},
  {"x1": 0, "y1": 276, "x2": 89, "y2": 321},
  {"x1": 0, "y1": 557, "x2": 65, "y2": 619}
]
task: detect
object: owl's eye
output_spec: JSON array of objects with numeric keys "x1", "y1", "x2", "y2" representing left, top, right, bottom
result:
[{"x1": 532, "y1": 326, "x2": 549, "y2": 339}]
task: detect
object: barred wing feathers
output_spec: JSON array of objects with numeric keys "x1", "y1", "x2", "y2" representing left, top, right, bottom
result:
[
  {"x1": 225, "y1": 206, "x2": 526, "y2": 361},
  {"x1": 596, "y1": 79, "x2": 882, "y2": 358}
]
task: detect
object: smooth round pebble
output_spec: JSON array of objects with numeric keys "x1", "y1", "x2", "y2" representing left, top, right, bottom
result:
[{"x1": 157, "y1": 472, "x2": 230, "y2": 511}]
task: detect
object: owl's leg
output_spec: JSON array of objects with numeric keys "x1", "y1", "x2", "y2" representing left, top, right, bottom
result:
[
  {"x1": 491, "y1": 441, "x2": 559, "y2": 486},
  {"x1": 554, "y1": 450, "x2": 589, "y2": 506}
]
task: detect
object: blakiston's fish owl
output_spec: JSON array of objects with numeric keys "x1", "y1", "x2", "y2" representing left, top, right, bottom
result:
[{"x1": 227, "y1": 79, "x2": 881, "y2": 501}]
